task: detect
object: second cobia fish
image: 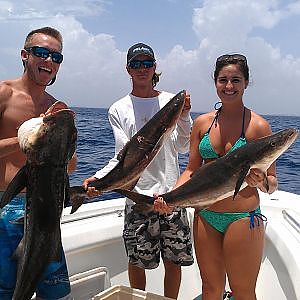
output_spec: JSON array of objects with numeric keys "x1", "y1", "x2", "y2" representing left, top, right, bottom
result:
[
  {"x1": 69, "y1": 90, "x2": 187, "y2": 213},
  {"x1": 116, "y1": 128, "x2": 298, "y2": 211}
]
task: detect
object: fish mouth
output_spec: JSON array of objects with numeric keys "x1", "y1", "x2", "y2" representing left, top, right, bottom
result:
[
  {"x1": 17, "y1": 101, "x2": 77, "y2": 164},
  {"x1": 43, "y1": 109, "x2": 75, "y2": 123},
  {"x1": 268, "y1": 128, "x2": 298, "y2": 151},
  {"x1": 43, "y1": 101, "x2": 75, "y2": 119},
  {"x1": 281, "y1": 128, "x2": 298, "y2": 148},
  {"x1": 255, "y1": 128, "x2": 298, "y2": 169},
  {"x1": 289, "y1": 128, "x2": 298, "y2": 139}
]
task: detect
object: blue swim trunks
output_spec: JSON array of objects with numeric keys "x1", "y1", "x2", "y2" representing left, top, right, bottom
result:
[{"x1": 0, "y1": 194, "x2": 71, "y2": 299}]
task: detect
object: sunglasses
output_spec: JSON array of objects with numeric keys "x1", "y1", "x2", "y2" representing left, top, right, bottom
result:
[
  {"x1": 128, "y1": 60, "x2": 155, "y2": 69},
  {"x1": 216, "y1": 54, "x2": 247, "y2": 63},
  {"x1": 25, "y1": 46, "x2": 63, "y2": 64}
]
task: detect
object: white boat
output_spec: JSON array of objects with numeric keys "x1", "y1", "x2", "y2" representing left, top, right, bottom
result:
[{"x1": 60, "y1": 190, "x2": 300, "y2": 300}]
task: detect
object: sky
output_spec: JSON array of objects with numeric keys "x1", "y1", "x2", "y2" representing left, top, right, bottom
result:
[{"x1": 0, "y1": 0, "x2": 300, "y2": 116}]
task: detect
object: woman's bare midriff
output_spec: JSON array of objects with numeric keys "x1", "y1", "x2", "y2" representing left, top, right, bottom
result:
[{"x1": 206, "y1": 186, "x2": 260, "y2": 213}]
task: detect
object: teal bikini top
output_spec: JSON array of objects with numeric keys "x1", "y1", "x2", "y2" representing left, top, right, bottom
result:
[{"x1": 199, "y1": 106, "x2": 247, "y2": 159}]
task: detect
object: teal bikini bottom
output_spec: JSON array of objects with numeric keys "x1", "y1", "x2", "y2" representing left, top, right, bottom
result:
[{"x1": 198, "y1": 207, "x2": 267, "y2": 234}]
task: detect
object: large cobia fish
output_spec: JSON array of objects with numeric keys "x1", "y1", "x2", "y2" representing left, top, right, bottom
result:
[
  {"x1": 0, "y1": 101, "x2": 77, "y2": 300},
  {"x1": 117, "y1": 128, "x2": 298, "y2": 210},
  {"x1": 69, "y1": 90, "x2": 187, "y2": 213}
]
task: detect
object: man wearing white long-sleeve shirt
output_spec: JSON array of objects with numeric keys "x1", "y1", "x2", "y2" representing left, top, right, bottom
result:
[{"x1": 83, "y1": 43, "x2": 194, "y2": 299}]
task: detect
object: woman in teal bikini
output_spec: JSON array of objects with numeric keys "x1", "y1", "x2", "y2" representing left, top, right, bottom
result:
[{"x1": 154, "y1": 54, "x2": 278, "y2": 300}]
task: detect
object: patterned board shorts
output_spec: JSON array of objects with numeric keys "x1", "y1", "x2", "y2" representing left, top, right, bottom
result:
[
  {"x1": 0, "y1": 194, "x2": 71, "y2": 300},
  {"x1": 123, "y1": 204, "x2": 194, "y2": 269}
]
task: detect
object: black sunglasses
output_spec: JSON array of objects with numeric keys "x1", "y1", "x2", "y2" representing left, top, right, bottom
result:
[
  {"x1": 128, "y1": 60, "x2": 155, "y2": 69},
  {"x1": 25, "y1": 46, "x2": 63, "y2": 64},
  {"x1": 216, "y1": 54, "x2": 247, "y2": 63}
]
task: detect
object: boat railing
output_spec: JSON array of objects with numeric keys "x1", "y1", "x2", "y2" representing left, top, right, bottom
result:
[
  {"x1": 62, "y1": 208, "x2": 124, "y2": 224},
  {"x1": 282, "y1": 209, "x2": 300, "y2": 234}
]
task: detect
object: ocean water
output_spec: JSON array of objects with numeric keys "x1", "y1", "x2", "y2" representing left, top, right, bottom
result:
[{"x1": 69, "y1": 107, "x2": 300, "y2": 201}]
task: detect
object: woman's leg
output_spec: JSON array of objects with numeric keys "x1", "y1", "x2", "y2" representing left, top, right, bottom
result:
[
  {"x1": 223, "y1": 217, "x2": 265, "y2": 300},
  {"x1": 193, "y1": 214, "x2": 226, "y2": 300}
]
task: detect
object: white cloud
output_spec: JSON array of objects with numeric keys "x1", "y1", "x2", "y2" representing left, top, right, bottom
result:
[
  {"x1": 160, "y1": 0, "x2": 300, "y2": 115},
  {"x1": 0, "y1": 0, "x2": 106, "y2": 19},
  {"x1": 0, "y1": 0, "x2": 299, "y2": 115},
  {"x1": 53, "y1": 16, "x2": 128, "y2": 107},
  {"x1": 193, "y1": 0, "x2": 283, "y2": 49}
]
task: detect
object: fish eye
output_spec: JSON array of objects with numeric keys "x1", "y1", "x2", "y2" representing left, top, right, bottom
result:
[
  {"x1": 270, "y1": 141, "x2": 276, "y2": 147},
  {"x1": 137, "y1": 136, "x2": 144, "y2": 143}
]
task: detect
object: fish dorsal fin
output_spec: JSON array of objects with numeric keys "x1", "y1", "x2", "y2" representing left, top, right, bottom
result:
[
  {"x1": 117, "y1": 142, "x2": 130, "y2": 161},
  {"x1": 0, "y1": 165, "x2": 27, "y2": 209},
  {"x1": 233, "y1": 164, "x2": 251, "y2": 199}
]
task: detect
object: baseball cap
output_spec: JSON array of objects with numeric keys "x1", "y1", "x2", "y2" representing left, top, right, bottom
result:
[{"x1": 127, "y1": 43, "x2": 155, "y2": 64}]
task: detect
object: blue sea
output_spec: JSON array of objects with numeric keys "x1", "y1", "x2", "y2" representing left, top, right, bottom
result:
[{"x1": 69, "y1": 108, "x2": 300, "y2": 201}]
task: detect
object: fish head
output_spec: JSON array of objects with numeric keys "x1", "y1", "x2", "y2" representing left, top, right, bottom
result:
[
  {"x1": 251, "y1": 128, "x2": 298, "y2": 170},
  {"x1": 18, "y1": 101, "x2": 77, "y2": 165},
  {"x1": 154, "y1": 90, "x2": 186, "y2": 137},
  {"x1": 163, "y1": 90, "x2": 186, "y2": 129}
]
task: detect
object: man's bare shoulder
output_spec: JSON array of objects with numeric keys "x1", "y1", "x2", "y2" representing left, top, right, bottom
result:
[
  {"x1": 0, "y1": 78, "x2": 27, "y2": 114},
  {"x1": 0, "y1": 80, "x2": 15, "y2": 102}
]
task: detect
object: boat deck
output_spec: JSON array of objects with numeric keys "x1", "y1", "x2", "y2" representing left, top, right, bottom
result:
[{"x1": 59, "y1": 190, "x2": 300, "y2": 299}]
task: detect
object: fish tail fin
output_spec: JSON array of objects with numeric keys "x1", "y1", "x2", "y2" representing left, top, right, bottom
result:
[
  {"x1": 115, "y1": 189, "x2": 154, "y2": 205},
  {"x1": 68, "y1": 186, "x2": 88, "y2": 214}
]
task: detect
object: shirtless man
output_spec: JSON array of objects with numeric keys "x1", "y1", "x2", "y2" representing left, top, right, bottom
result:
[{"x1": 0, "y1": 27, "x2": 76, "y2": 300}]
